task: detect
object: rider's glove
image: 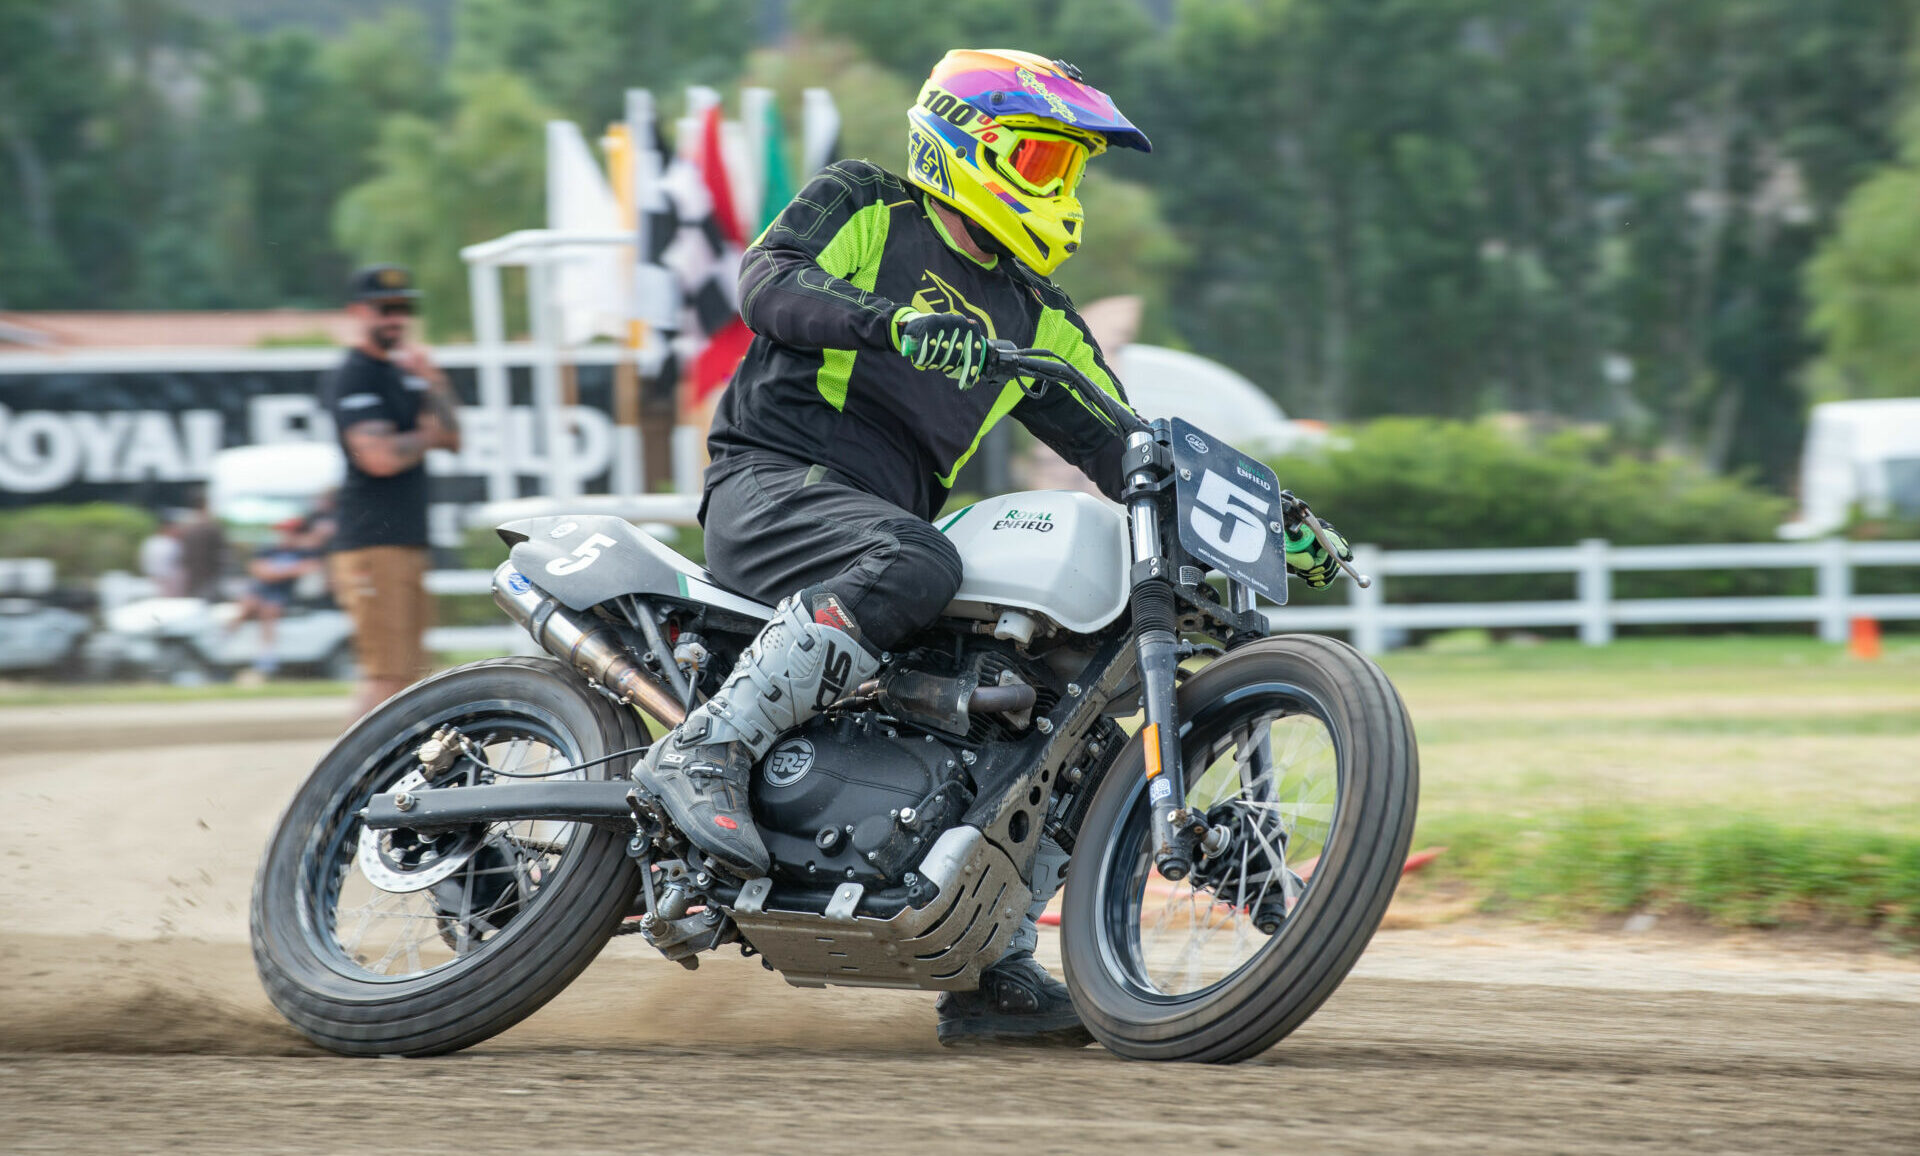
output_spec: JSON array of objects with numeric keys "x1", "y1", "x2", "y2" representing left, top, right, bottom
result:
[
  {"x1": 893, "y1": 308, "x2": 990, "y2": 389},
  {"x1": 1283, "y1": 520, "x2": 1352, "y2": 589}
]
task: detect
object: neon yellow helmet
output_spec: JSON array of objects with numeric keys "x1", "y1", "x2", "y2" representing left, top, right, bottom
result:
[{"x1": 906, "y1": 49, "x2": 1151, "y2": 275}]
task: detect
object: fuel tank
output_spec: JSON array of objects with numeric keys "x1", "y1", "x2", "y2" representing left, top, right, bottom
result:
[{"x1": 937, "y1": 489, "x2": 1130, "y2": 635}]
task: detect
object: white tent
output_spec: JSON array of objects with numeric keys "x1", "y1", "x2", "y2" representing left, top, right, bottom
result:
[
  {"x1": 1117, "y1": 344, "x2": 1315, "y2": 455},
  {"x1": 1781, "y1": 398, "x2": 1920, "y2": 538}
]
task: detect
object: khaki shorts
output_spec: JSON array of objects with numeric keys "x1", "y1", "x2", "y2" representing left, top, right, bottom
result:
[{"x1": 329, "y1": 546, "x2": 433, "y2": 682}]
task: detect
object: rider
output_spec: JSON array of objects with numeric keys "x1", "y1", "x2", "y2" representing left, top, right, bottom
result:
[{"x1": 635, "y1": 49, "x2": 1348, "y2": 1045}]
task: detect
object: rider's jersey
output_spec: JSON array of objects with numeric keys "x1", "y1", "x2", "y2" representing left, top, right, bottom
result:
[{"x1": 708, "y1": 159, "x2": 1130, "y2": 523}]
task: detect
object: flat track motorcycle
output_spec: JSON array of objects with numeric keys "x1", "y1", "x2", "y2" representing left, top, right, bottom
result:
[{"x1": 251, "y1": 342, "x2": 1418, "y2": 1063}]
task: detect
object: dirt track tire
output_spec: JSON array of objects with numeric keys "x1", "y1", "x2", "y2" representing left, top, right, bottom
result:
[
  {"x1": 1060, "y1": 634, "x2": 1418, "y2": 1063},
  {"x1": 250, "y1": 656, "x2": 649, "y2": 1057}
]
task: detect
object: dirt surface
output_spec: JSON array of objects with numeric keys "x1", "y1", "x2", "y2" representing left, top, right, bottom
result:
[{"x1": 3, "y1": 698, "x2": 1918, "y2": 1153}]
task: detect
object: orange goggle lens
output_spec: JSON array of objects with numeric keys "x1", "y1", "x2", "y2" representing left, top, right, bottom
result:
[{"x1": 1005, "y1": 136, "x2": 1087, "y2": 194}]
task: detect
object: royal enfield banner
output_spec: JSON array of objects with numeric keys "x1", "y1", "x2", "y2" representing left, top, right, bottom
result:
[{"x1": 0, "y1": 358, "x2": 623, "y2": 546}]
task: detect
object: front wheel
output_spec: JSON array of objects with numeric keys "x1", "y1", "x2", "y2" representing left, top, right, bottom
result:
[
  {"x1": 1060, "y1": 634, "x2": 1418, "y2": 1063},
  {"x1": 250, "y1": 656, "x2": 650, "y2": 1056}
]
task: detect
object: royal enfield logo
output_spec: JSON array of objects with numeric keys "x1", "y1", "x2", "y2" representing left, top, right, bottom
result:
[
  {"x1": 763, "y1": 738, "x2": 816, "y2": 788},
  {"x1": 993, "y1": 507, "x2": 1055, "y2": 532},
  {"x1": 1184, "y1": 432, "x2": 1210, "y2": 454},
  {"x1": 1234, "y1": 461, "x2": 1273, "y2": 492}
]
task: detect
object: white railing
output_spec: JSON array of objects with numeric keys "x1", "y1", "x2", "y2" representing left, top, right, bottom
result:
[
  {"x1": 87, "y1": 537, "x2": 1920, "y2": 657},
  {"x1": 1262, "y1": 538, "x2": 1920, "y2": 653},
  {"x1": 422, "y1": 538, "x2": 1920, "y2": 656}
]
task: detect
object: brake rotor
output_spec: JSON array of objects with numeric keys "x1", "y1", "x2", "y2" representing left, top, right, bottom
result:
[{"x1": 355, "y1": 770, "x2": 487, "y2": 893}]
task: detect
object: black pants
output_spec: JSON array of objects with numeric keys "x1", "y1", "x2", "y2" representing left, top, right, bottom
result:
[{"x1": 700, "y1": 454, "x2": 964, "y2": 652}]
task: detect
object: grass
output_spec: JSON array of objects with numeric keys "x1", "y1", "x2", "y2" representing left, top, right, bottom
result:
[{"x1": 1378, "y1": 635, "x2": 1920, "y2": 941}]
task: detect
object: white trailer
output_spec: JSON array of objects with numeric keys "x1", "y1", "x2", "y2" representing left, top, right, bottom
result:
[{"x1": 1780, "y1": 398, "x2": 1920, "y2": 538}]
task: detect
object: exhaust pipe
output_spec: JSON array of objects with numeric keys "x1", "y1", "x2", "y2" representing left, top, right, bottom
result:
[{"x1": 490, "y1": 562, "x2": 687, "y2": 727}]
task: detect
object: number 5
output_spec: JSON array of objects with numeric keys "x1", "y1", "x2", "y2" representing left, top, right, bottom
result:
[
  {"x1": 546, "y1": 533, "x2": 618, "y2": 577},
  {"x1": 1191, "y1": 471, "x2": 1269, "y2": 563}
]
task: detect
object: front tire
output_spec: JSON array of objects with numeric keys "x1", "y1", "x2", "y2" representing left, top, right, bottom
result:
[
  {"x1": 1060, "y1": 634, "x2": 1417, "y2": 1063},
  {"x1": 251, "y1": 656, "x2": 650, "y2": 1056}
]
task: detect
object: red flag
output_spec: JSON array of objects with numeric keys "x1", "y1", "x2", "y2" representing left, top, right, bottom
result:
[
  {"x1": 700, "y1": 105, "x2": 746, "y2": 248},
  {"x1": 690, "y1": 315, "x2": 752, "y2": 404}
]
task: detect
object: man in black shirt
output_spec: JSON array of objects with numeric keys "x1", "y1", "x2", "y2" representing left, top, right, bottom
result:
[{"x1": 321, "y1": 264, "x2": 461, "y2": 716}]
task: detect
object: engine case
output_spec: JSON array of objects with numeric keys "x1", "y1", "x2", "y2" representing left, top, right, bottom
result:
[{"x1": 749, "y1": 714, "x2": 974, "y2": 890}]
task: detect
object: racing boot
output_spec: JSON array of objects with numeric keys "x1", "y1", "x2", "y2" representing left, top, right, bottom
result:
[
  {"x1": 631, "y1": 587, "x2": 880, "y2": 878},
  {"x1": 934, "y1": 947, "x2": 1093, "y2": 1048}
]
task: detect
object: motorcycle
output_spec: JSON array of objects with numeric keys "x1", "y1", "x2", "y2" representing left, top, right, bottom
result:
[{"x1": 250, "y1": 342, "x2": 1418, "y2": 1063}]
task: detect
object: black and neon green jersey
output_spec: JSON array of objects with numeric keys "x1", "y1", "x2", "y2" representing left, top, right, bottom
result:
[{"x1": 708, "y1": 159, "x2": 1131, "y2": 522}]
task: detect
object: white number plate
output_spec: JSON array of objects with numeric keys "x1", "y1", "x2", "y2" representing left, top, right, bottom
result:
[{"x1": 1169, "y1": 417, "x2": 1289, "y2": 603}]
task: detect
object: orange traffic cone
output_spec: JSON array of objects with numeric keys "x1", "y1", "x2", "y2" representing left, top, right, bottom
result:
[{"x1": 1849, "y1": 617, "x2": 1882, "y2": 661}]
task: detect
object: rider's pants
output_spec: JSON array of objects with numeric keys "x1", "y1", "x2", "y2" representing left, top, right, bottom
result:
[{"x1": 701, "y1": 453, "x2": 964, "y2": 653}]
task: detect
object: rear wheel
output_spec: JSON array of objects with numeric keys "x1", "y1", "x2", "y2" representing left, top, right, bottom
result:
[
  {"x1": 1060, "y1": 634, "x2": 1417, "y2": 1063},
  {"x1": 250, "y1": 656, "x2": 650, "y2": 1056}
]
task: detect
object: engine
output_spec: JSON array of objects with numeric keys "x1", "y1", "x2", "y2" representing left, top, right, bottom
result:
[{"x1": 749, "y1": 713, "x2": 975, "y2": 893}]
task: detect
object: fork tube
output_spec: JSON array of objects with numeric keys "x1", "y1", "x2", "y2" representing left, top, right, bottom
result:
[{"x1": 1127, "y1": 489, "x2": 1195, "y2": 881}]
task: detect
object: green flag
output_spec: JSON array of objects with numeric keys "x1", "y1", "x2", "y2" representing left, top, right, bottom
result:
[{"x1": 760, "y1": 100, "x2": 795, "y2": 232}]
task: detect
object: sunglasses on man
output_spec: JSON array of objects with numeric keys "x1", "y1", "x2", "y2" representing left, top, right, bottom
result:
[{"x1": 374, "y1": 301, "x2": 415, "y2": 318}]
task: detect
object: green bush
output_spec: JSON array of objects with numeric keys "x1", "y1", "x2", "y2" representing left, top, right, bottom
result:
[
  {"x1": 1266, "y1": 420, "x2": 1796, "y2": 607},
  {"x1": 0, "y1": 503, "x2": 158, "y2": 582}
]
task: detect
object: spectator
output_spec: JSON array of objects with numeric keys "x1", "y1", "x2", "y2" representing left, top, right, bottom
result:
[
  {"x1": 175, "y1": 488, "x2": 225, "y2": 601},
  {"x1": 230, "y1": 516, "x2": 323, "y2": 681},
  {"x1": 321, "y1": 265, "x2": 461, "y2": 717},
  {"x1": 138, "y1": 517, "x2": 185, "y2": 598}
]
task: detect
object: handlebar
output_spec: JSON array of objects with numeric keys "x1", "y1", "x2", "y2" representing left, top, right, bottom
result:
[{"x1": 981, "y1": 341, "x2": 1152, "y2": 437}]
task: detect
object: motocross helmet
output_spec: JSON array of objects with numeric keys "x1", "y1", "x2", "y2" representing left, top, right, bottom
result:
[{"x1": 906, "y1": 49, "x2": 1151, "y2": 275}]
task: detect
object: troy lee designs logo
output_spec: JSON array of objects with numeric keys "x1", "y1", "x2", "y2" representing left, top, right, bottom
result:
[
  {"x1": 994, "y1": 507, "x2": 1056, "y2": 532},
  {"x1": 1016, "y1": 67, "x2": 1079, "y2": 124}
]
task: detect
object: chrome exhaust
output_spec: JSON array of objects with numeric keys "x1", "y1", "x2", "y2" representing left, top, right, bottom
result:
[{"x1": 490, "y1": 561, "x2": 687, "y2": 726}]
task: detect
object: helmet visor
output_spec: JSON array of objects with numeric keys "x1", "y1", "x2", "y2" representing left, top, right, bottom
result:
[{"x1": 1001, "y1": 133, "x2": 1090, "y2": 197}]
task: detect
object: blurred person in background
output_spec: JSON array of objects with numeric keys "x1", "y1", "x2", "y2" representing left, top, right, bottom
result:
[
  {"x1": 322, "y1": 265, "x2": 460, "y2": 717},
  {"x1": 175, "y1": 487, "x2": 225, "y2": 601},
  {"x1": 230, "y1": 515, "x2": 326, "y2": 682},
  {"x1": 635, "y1": 49, "x2": 1342, "y2": 1047},
  {"x1": 138, "y1": 516, "x2": 185, "y2": 598}
]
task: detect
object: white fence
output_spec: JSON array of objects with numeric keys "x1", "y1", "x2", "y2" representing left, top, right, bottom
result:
[
  {"x1": 423, "y1": 537, "x2": 1920, "y2": 656},
  {"x1": 1262, "y1": 538, "x2": 1920, "y2": 653}
]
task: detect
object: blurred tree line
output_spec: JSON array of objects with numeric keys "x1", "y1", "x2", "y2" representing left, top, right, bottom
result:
[{"x1": 5, "y1": 0, "x2": 1920, "y2": 490}]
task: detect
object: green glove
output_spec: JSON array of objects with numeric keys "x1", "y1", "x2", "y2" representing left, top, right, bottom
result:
[
  {"x1": 1283, "y1": 520, "x2": 1352, "y2": 589},
  {"x1": 893, "y1": 308, "x2": 990, "y2": 389}
]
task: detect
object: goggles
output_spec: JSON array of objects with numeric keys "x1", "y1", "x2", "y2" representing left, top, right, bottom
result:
[{"x1": 995, "y1": 130, "x2": 1095, "y2": 197}]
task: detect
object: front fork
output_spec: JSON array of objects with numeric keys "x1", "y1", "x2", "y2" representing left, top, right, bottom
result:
[{"x1": 1124, "y1": 428, "x2": 1209, "y2": 880}]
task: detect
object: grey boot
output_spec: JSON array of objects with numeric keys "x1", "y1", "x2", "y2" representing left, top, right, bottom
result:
[
  {"x1": 935, "y1": 951, "x2": 1093, "y2": 1048},
  {"x1": 936, "y1": 837, "x2": 1091, "y2": 1047},
  {"x1": 632, "y1": 589, "x2": 879, "y2": 877}
]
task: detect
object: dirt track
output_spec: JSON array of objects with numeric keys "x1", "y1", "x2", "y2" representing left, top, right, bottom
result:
[{"x1": 3, "y1": 699, "x2": 1917, "y2": 1153}]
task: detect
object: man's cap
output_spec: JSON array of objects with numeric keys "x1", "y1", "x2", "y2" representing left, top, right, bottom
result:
[{"x1": 348, "y1": 264, "x2": 422, "y2": 302}]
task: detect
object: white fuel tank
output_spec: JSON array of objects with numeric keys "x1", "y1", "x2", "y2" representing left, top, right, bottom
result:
[{"x1": 938, "y1": 490, "x2": 1130, "y2": 636}]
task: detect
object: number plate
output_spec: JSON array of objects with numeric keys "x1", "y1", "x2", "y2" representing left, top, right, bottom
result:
[{"x1": 1169, "y1": 417, "x2": 1289, "y2": 604}]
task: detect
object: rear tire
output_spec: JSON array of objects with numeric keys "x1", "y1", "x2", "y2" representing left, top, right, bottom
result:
[
  {"x1": 250, "y1": 656, "x2": 649, "y2": 1056},
  {"x1": 1059, "y1": 634, "x2": 1417, "y2": 1063}
]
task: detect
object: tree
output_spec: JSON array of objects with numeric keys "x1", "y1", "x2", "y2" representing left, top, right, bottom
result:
[
  {"x1": 1155, "y1": 0, "x2": 1605, "y2": 422},
  {"x1": 333, "y1": 71, "x2": 558, "y2": 338},
  {"x1": 1593, "y1": 0, "x2": 1915, "y2": 480},
  {"x1": 1806, "y1": 88, "x2": 1920, "y2": 399},
  {"x1": 454, "y1": 0, "x2": 755, "y2": 128}
]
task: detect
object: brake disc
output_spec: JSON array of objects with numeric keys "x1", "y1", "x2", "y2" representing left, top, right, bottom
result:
[{"x1": 355, "y1": 770, "x2": 487, "y2": 893}]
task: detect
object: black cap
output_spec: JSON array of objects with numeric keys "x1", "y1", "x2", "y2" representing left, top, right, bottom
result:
[{"x1": 348, "y1": 264, "x2": 422, "y2": 302}]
